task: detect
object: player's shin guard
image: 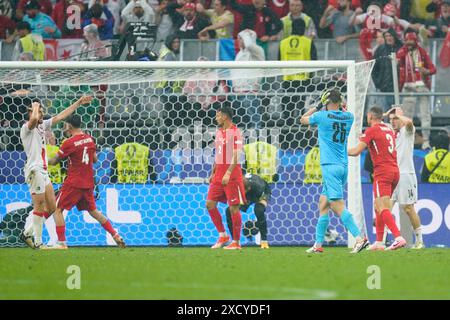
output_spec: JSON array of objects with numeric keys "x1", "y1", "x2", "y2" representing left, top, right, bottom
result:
[
  {"x1": 375, "y1": 211, "x2": 385, "y2": 242},
  {"x1": 380, "y1": 209, "x2": 401, "y2": 238},
  {"x1": 101, "y1": 220, "x2": 117, "y2": 236},
  {"x1": 231, "y1": 211, "x2": 242, "y2": 243},
  {"x1": 208, "y1": 207, "x2": 225, "y2": 233},
  {"x1": 315, "y1": 214, "x2": 330, "y2": 247},
  {"x1": 254, "y1": 203, "x2": 268, "y2": 241},
  {"x1": 32, "y1": 212, "x2": 45, "y2": 245},
  {"x1": 340, "y1": 209, "x2": 361, "y2": 238}
]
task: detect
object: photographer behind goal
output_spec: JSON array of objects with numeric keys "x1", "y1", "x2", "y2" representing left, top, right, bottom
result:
[{"x1": 225, "y1": 173, "x2": 271, "y2": 249}]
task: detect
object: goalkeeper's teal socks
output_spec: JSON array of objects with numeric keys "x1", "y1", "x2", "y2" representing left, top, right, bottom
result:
[
  {"x1": 340, "y1": 209, "x2": 361, "y2": 238},
  {"x1": 315, "y1": 214, "x2": 329, "y2": 247}
]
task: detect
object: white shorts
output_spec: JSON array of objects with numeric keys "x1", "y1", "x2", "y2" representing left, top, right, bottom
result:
[
  {"x1": 25, "y1": 167, "x2": 51, "y2": 195},
  {"x1": 392, "y1": 173, "x2": 418, "y2": 205}
]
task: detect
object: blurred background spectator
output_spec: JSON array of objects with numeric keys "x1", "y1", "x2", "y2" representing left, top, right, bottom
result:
[
  {"x1": 79, "y1": 23, "x2": 112, "y2": 60},
  {"x1": 0, "y1": 5, "x2": 16, "y2": 40},
  {"x1": 371, "y1": 28, "x2": 402, "y2": 110},
  {"x1": 197, "y1": 0, "x2": 235, "y2": 39},
  {"x1": 15, "y1": 0, "x2": 52, "y2": 21},
  {"x1": 120, "y1": 0, "x2": 156, "y2": 35},
  {"x1": 11, "y1": 21, "x2": 45, "y2": 61},
  {"x1": 434, "y1": 0, "x2": 450, "y2": 38},
  {"x1": 230, "y1": 0, "x2": 283, "y2": 43},
  {"x1": 397, "y1": 31, "x2": 437, "y2": 150},
  {"x1": 319, "y1": 0, "x2": 359, "y2": 44},
  {"x1": 155, "y1": 0, "x2": 175, "y2": 42},
  {"x1": 281, "y1": 0, "x2": 317, "y2": 39},
  {"x1": 90, "y1": 0, "x2": 126, "y2": 36},
  {"x1": 23, "y1": 0, "x2": 61, "y2": 39},
  {"x1": 421, "y1": 130, "x2": 450, "y2": 183},
  {"x1": 83, "y1": 2, "x2": 115, "y2": 40},
  {"x1": 167, "y1": 1, "x2": 214, "y2": 39}
]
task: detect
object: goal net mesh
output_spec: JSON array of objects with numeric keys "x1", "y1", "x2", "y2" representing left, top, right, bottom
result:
[{"x1": 0, "y1": 61, "x2": 374, "y2": 247}]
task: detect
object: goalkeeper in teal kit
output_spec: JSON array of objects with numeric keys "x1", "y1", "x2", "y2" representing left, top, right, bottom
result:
[{"x1": 300, "y1": 89, "x2": 368, "y2": 254}]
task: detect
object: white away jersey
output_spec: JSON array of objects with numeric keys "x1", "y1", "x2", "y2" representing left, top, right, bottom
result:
[
  {"x1": 20, "y1": 118, "x2": 52, "y2": 172},
  {"x1": 395, "y1": 126, "x2": 416, "y2": 174}
]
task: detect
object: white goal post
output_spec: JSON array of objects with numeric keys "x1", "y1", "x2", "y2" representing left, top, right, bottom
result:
[{"x1": 0, "y1": 60, "x2": 374, "y2": 247}]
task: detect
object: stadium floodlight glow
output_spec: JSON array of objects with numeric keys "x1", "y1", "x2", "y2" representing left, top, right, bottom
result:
[{"x1": 0, "y1": 60, "x2": 374, "y2": 248}]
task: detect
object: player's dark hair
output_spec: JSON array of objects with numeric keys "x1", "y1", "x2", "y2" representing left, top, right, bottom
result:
[
  {"x1": 328, "y1": 89, "x2": 342, "y2": 103},
  {"x1": 369, "y1": 106, "x2": 383, "y2": 120},
  {"x1": 65, "y1": 114, "x2": 81, "y2": 128},
  {"x1": 292, "y1": 18, "x2": 306, "y2": 36},
  {"x1": 17, "y1": 21, "x2": 32, "y2": 32},
  {"x1": 431, "y1": 130, "x2": 450, "y2": 150},
  {"x1": 217, "y1": 106, "x2": 233, "y2": 120}
]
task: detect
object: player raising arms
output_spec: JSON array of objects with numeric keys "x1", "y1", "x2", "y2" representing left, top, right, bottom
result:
[
  {"x1": 301, "y1": 89, "x2": 369, "y2": 254},
  {"x1": 225, "y1": 173, "x2": 271, "y2": 249},
  {"x1": 348, "y1": 106, "x2": 406, "y2": 250},
  {"x1": 206, "y1": 106, "x2": 246, "y2": 250},
  {"x1": 387, "y1": 107, "x2": 424, "y2": 249},
  {"x1": 20, "y1": 97, "x2": 92, "y2": 249},
  {"x1": 47, "y1": 115, "x2": 125, "y2": 249}
]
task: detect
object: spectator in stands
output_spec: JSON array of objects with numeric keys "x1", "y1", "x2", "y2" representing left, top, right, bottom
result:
[
  {"x1": 280, "y1": 19, "x2": 317, "y2": 88},
  {"x1": 83, "y1": 2, "x2": 115, "y2": 40},
  {"x1": 120, "y1": 0, "x2": 157, "y2": 34},
  {"x1": 167, "y1": 1, "x2": 214, "y2": 39},
  {"x1": 79, "y1": 23, "x2": 111, "y2": 60},
  {"x1": 197, "y1": 0, "x2": 234, "y2": 39},
  {"x1": 0, "y1": 0, "x2": 13, "y2": 19},
  {"x1": 16, "y1": 0, "x2": 52, "y2": 21},
  {"x1": 155, "y1": 0, "x2": 175, "y2": 42},
  {"x1": 281, "y1": 0, "x2": 317, "y2": 39},
  {"x1": 90, "y1": 0, "x2": 126, "y2": 36},
  {"x1": 383, "y1": 3, "x2": 423, "y2": 40},
  {"x1": 266, "y1": 0, "x2": 289, "y2": 18},
  {"x1": 0, "y1": 8, "x2": 16, "y2": 40},
  {"x1": 319, "y1": 0, "x2": 359, "y2": 44},
  {"x1": 435, "y1": 0, "x2": 450, "y2": 38},
  {"x1": 397, "y1": 31, "x2": 437, "y2": 150},
  {"x1": 52, "y1": 0, "x2": 85, "y2": 39},
  {"x1": 371, "y1": 28, "x2": 402, "y2": 110},
  {"x1": 158, "y1": 33, "x2": 180, "y2": 61},
  {"x1": 23, "y1": 0, "x2": 62, "y2": 39},
  {"x1": 11, "y1": 21, "x2": 45, "y2": 61},
  {"x1": 421, "y1": 130, "x2": 450, "y2": 183},
  {"x1": 410, "y1": 0, "x2": 435, "y2": 24},
  {"x1": 232, "y1": 29, "x2": 265, "y2": 128},
  {"x1": 427, "y1": 0, "x2": 445, "y2": 19},
  {"x1": 230, "y1": 0, "x2": 283, "y2": 42}
]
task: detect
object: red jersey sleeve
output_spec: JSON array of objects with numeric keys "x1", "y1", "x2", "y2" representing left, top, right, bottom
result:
[
  {"x1": 360, "y1": 127, "x2": 373, "y2": 146},
  {"x1": 57, "y1": 139, "x2": 73, "y2": 159}
]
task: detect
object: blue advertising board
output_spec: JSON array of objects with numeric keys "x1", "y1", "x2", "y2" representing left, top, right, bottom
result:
[{"x1": 1, "y1": 183, "x2": 449, "y2": 247}]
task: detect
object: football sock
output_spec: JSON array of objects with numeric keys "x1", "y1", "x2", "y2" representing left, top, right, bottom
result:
[
  {"x1": 231, "y1": 211, "x2": 242, "y2": 242},
  {"x1": 381, "y1": 209, "x2": 401, "y2": 238},
  {"x1": 33, "y1": 212, "x2": 44, "y2": 246},
  {"x1": 225, "y1": 207, "x2": 232, "y2": 236},
  {"x1": 414, "y1": 227, "x2": 423, "y2": 244},
  {"x1": 254, "y1": 203, "x2": 268, "y2": 241},
  {"x1": 375, "y1": 212, "x2": 385, "y2": 242},
  {"x1": 340, "y1": 209, "x2": 361, "y2": 238},
  {"x1": 101, "y1": 220, "x2": 117, "y2": 236},
  {"x1": 314, "y1": 214, "x2": 330, "y2": 247},
  {"x1": 208, "y1": 207, "x2": 225, "y2": 233},
  {"x1": 56, "y1": 225, "x2": 66, "y2": 242}
]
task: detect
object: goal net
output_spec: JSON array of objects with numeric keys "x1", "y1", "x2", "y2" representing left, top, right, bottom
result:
[{"x1": 0, "y1": 60, "x2": 374, "y2": 247}]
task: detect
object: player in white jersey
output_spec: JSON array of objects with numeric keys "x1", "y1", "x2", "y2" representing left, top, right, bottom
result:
[
  {"x1": 20, "y1": 96, "x2": 93, "y2": 249},
  {"x1": 387, "y1": 107, "x2": 424, "y2": 249}
]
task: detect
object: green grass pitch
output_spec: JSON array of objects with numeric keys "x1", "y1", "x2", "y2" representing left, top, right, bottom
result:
[{"x1": 1, "y1": 247, "x2": 449, "y2": 300}]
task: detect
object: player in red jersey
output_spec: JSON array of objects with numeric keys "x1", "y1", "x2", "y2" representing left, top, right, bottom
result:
[
  {"x1": 348, "y1": 106, "x2": 406, "y2": 250},
  {"x1": 47, "y1": 115, "x2": 125, "y2": 249},
  {"x1": 206, "y1": 106, "x2": 246, "y2": 250}
]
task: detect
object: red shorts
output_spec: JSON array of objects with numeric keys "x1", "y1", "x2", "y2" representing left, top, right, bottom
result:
[
  {"x1": 207, "y1": 179, "x2": 247, "y2": 206},
  {"x1": 56, "y1": 184, "x2": 97, "y2": 212},
  {"x1": 373, "y1": 171, "x2": 399, "y2": 199}
]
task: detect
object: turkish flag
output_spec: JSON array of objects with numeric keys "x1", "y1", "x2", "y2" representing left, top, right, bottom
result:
[
  {"x1": 43, "y1": 39, "x2": 83, "y2": 61},
  {"x1": 44, "y1": 39, "x2": 58, "y2": 61},
  {"x1": 439, "y1": 31, "x2": 450, "y2": 68}
]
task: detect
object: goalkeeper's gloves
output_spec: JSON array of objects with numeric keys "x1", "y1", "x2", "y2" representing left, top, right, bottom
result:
[{"x1": 315, "y1": 103, "x2": 324, "y2": 112}]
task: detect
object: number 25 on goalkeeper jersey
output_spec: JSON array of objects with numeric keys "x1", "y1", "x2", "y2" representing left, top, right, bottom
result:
[{"x1": 309, "y1": 110, "x2": 354, "y2": 166}]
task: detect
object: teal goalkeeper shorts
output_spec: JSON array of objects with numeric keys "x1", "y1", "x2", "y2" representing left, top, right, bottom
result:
[{"x1": 320, "y1": 164, "x2": 348, "y2": 201}]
